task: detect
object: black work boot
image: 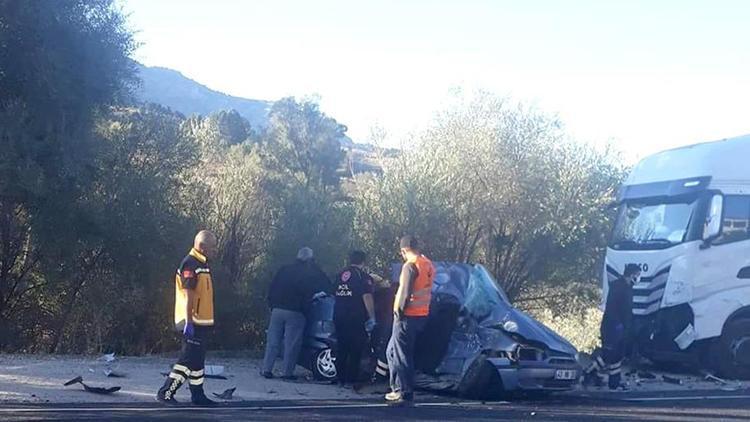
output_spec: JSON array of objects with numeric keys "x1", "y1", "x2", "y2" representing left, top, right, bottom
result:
[
  {"x1": 156, "y1": 375, "x2": 183, "y2": 405},
  {"x1": 608, "y1": 372, "x2": 622, "y2": 390},
  {"x1": 582, "y1": 370, "x2": 604, "y2": 387},
  {"x1": 190, "y1": 384, "x2": 218, "y2": 407}
]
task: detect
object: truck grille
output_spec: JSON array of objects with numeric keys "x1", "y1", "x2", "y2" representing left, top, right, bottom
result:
[{"x1": 631, "y1": 267, "x2": 670, "y2": 316}]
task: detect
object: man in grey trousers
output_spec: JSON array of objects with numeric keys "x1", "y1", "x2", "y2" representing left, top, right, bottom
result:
[{"x1": 261, "y1": 247, "x2": 331, "y2": 380}]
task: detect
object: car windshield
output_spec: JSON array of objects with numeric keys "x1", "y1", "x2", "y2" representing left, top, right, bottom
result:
[{"x1": 610, "y1": 198, "x2": 698, "y2": 250}]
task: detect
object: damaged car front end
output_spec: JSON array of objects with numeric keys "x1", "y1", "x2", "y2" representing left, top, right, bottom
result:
[{"x1": 400, "y1": 263, "x2": 581, "y2": 399}]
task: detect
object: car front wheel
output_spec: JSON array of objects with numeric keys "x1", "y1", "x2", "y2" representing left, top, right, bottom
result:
[{"x1": 310, "y1": 348, "x2": 337, "y2": 381}]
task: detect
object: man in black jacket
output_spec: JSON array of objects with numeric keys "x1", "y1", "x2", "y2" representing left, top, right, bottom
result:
[
  {"x1": 333, "y1": 250, "x2": 377, "y2": 387},
  {"x1": 261, "y1": 247, "x2": 331, "y2": 380},
  {"x1": 584, "y1": 263, "x2": 640, "y2": 390}
]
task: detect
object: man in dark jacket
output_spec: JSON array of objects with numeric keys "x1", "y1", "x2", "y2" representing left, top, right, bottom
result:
[
  {"x1": 333, "y1": 250, "x2": 377, "y2": 387},
  {"x1": 261, "y1": 247, "x2": 331, "y2": 380},
  {"x1": 584, "y1": 263, "x2": 640, "y2": 390}
]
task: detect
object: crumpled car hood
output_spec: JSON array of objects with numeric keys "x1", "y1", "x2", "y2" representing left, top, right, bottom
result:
[{"x1": 392, "y1": 262, "x2": 577, "y2": 356}]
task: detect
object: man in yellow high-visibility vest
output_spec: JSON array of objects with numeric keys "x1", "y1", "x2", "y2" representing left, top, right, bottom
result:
[{"x1": 157, "y1": 230, "x2": 218, "y2": 406}]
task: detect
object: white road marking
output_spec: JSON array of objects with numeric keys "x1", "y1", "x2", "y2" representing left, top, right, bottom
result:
[
  {"x1": 623, "y1": 395, "x2": 750, "y2": 402},
  {"x1": 0, "y1": 401, "x2": 495, "y2": 413}
]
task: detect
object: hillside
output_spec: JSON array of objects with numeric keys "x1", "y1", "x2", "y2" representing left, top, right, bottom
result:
[
  {"x1": 134, "y1": 63, "x2": 389, "y2": 176},
  {"x1": 135, "y1": 64, "x2": 271, "y2": 128}
]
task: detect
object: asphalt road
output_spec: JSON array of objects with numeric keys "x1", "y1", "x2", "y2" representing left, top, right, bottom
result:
[{"x1": 2, "y1": 390, "x2": 750, "y2": 421}]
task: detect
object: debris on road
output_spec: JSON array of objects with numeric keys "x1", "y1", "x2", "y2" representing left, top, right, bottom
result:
[
  {"x1": 99, "y1": 353, "x2": 116, "y2": 363},
  {"x1": 212, "y1": 387, "x2": 236, "y2": 400},
  {"x1": 205, "y1": 365, "x2": 225, "y2": 376},
  {"x1": 637, "y1": 371, "x2": 656, "y2": 379},
  {"x1": 705, "y1": 373, "x2": 728, "y2": 385},
  {"x1": 63, "y1": 376, "x2": 83, "y2": 386},
  {"x1": 103, "y1": 368, "x2": 126, "y2": 378},
  {"x1": 662, "y1": 375, "x2": 682, "y2": 385},
  {"x1": 63, "y1": 376, "x2": 121, "y2": 395},
  {"x1": 703, "y1": 372, "x2": 744, "y2": 391}
]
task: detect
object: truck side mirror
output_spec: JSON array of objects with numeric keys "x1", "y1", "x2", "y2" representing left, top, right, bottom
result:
[{"x1": 701, "y1": 194, "x2": 723, "y2": 247}]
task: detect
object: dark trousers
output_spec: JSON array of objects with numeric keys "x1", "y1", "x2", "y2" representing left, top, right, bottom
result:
[
  {"x1": 335, "y1": 319, "x2": 368, "y2": 384},
  {"x1": 386, "y1": 315, "x2": 427, "y2": 396},
  {"x1": 587, "y1": 321, "x2": 626, "y2": 389},
  {"x1": 158, "y1": 325, "x2": 210, "y2": 400},
  {"x1": 373, "y1": 322, "x2": 391, "y2": 380}
]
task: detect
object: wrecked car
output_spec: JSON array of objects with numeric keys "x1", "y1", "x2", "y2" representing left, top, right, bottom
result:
[
  {"x1": 302, "y1": 262, "x2": 581, "y2": 397},
  {"x1": 396, "y1": 262, "x2": 581, "y2": 399},
  {"x1": 299, "y1": 295, "x2": 338, "y2": 380}
]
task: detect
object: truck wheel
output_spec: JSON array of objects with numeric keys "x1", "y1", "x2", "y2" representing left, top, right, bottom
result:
[
  {"x1": 715, "y1": 319, "x2": 750, "y2": 380},
  {"x1": 310, "y1": 348, "x2": 337, "y2": 381}
]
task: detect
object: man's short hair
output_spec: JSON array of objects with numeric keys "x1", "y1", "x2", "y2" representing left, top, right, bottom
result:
[
  {"x1": 399, "y1": 235, "x2": 418, "y2": 250},
  {"x1": 297, "y1": 247, "x2": 314, "y2": 262},
  {"x1": 624, "y1": 264, "x2": 641, "y2": 277},
  {"x1": 349, "y1": 250, "x2": 366, "y2": 265}
]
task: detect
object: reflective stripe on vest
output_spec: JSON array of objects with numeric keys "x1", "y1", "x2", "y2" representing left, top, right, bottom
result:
[{"x1": 403, "y1": 255, "x2": 435, "y2": 317}]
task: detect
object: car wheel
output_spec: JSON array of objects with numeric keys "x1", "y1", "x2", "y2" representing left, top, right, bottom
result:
[
  {"x1": 310, "y1": 348, "x2": 337, "y2": 381},
  {"x1": 714, "y1": 319, "x2": 750, "y2": 380},
  {"x1": 457, "y1": 354, "x2": 504, "y2": 400}
]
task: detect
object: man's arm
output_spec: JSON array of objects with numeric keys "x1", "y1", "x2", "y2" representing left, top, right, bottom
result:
[
  {"x1": 363, "y1": 293, "x2": 376, "y2": 320},
  {"x1": 393, "y1": 263, "x2": 417, "y2": 316},
  {"x1": 185, "y1": 289, "x2": 195, "y2": 324},
  {"x1": 179, "y1": 263, "x2": 198, "y2": 336}
]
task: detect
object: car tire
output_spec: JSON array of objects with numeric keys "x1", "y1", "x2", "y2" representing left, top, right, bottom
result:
[
  {"x1": 713, "y1": 318, "x2": 750, "y2": 380},
  {"x1": 457, "y1": 354, "x2": 504, "y2": 400},
  {"x1": 310, "y1": 348, "x2": 337, "y2": 381}
]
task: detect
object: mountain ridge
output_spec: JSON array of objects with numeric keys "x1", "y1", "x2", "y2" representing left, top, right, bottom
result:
[{"x1": 135, "y1": 64, "x2": 272, "y2": 128}]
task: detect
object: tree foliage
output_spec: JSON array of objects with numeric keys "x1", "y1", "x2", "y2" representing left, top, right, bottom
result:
[
  {"x1": 352, "y1": 93, "x2": 624, "y2": 301},
  {"x1": 0, "y1": 3, "x2": 625, "y2": 354}
]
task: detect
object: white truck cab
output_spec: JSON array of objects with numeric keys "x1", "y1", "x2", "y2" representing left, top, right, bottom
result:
[{"x1": 604, "y1": 134, "x2": 750, "y2": 378}]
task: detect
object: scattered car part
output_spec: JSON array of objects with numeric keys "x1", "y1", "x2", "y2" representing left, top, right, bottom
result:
[
  {"x1": 63, "y1": 376, "x2": 121, "y2": 394},
  {"x1": 704, "y1": 373, "x2": 728, "y2": 385},
  {"x1": 212, "y1": 387, "x2": 236, "y2": 400},
  {"x1": 103, "y1": 369, "x2": 126, "y2": 378},
  {"x1": 205, "y1": 365, "x2": 224, "y2": 376},
  {"x1": 99, "y1": 353, "x2": 117, "y2": 363},
  {"x1": 64, "y1": 376, "x2": 83, "y2": 386},
  {"x1": 662, "y1": 375, "x2": 682, "y2": 385},
  {"x1": 637, "y1": 371, "x2": 656, "y2": 379}
]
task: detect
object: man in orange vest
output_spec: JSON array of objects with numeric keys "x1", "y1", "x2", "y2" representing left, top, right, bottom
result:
[
  {"x1": 157, "y1": 230, "x2": 218, "y2": 407},
  {"x1": 385, "y1": 235, "x2": 435, "y2": 406}
]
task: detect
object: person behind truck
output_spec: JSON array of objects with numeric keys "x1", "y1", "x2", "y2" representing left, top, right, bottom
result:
[
  {"x1": 333, "y1": 250, "x2": 377, "y2": 387},
  {"x1": 385, "y1": 235, "x2": 435, "y2": 406},
  {"x1": 584, "y1": 263, "x2": 640, "y2": 390},
  {"x1": 261, "y1": 247, "x2": 331, "y2": 380},
  {"x1": 157, "y1": 230, "x2": 219, "y2": 407}
]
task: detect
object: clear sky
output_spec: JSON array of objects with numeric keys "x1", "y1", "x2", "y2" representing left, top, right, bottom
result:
[{"x1": 120, "y1": 0, "x2": 750, "y2": 161}]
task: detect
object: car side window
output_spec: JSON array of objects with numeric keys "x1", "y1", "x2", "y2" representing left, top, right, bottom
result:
[{"x1": 714, "y1": 195, "x2": 750, "y2": 245}]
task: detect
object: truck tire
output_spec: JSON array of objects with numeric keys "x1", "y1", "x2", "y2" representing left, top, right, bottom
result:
[{"x1": 715, "y1": 319, "x2": 750, "y2": 380}]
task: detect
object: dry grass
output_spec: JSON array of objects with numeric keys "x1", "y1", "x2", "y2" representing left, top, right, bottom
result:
[{"x1": 527, "y1": 306, "x2": 602, "y2": 353}]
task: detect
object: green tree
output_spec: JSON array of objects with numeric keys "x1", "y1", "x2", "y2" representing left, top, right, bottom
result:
[
  {"x1": 0, "y1": 0, "x2": 136, "y2": 347},
  {"x1": 353, "y1": 93, "x2": 625, "y2": 301}
]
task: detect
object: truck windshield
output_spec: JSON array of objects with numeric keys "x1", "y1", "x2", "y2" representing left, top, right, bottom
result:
[{"x1": 610, "y1": 198, "x2": 699, "y2": 250}]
